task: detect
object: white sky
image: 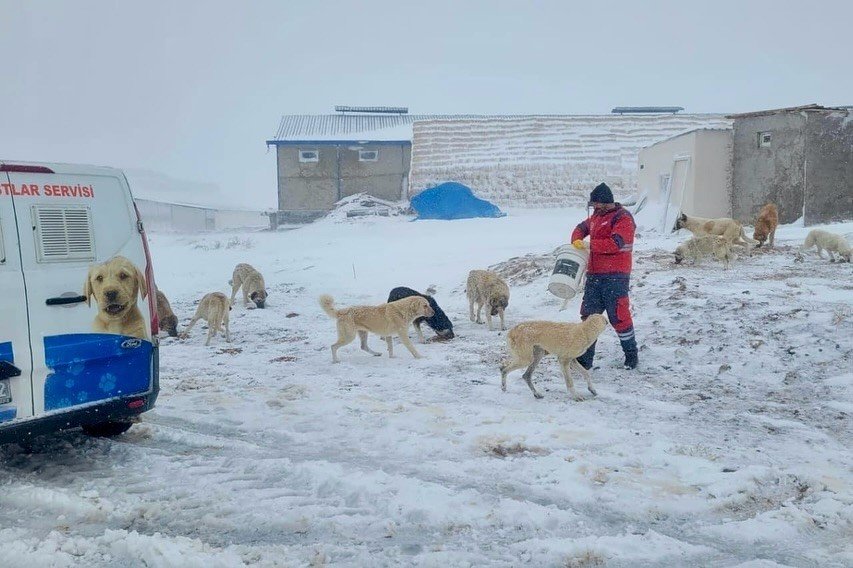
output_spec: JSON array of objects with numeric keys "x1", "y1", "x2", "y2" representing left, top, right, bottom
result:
[{"x1": 1, "y1": 0, "x2": 851, "y2": 208}]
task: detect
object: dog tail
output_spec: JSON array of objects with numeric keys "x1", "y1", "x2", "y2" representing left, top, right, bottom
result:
[{"x1": 319, "y1": 294, "x2": 338, "y2": 318}]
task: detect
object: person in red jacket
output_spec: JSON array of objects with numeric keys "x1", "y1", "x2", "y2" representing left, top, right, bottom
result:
[{"x1": 571, "y1": 182, "x2": 638, "y2": 370}]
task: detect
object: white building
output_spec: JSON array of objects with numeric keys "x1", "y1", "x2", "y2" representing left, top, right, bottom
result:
[
  {"x1": 126, "y1": 169, "x2": 268, "y2": 232},
  {"x1": 637, "y1": 127, "x2": 733, "y2": 231}
]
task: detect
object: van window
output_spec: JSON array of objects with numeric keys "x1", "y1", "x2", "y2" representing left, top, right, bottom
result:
[{"x1": 31, "y1": 205, "x2": 95, "y2": 262}]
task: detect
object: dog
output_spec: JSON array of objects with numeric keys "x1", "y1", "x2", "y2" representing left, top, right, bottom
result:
[
  {"x1": 181, "y1": 292, "x2": 232, "y2": 345},
  {"x1": 673, "y1": 212, "x2": 757, "y2": 253},
  {"x1": 319, "y1": 294, "x2": 434, "y2": 363},
  {"x1": 84, "y1": 256, "x2": 148, "y2": 339},
  {"x1": 156, "y1": 290, "x2": 179, "y2": 337},
  {"x1": 799, "y1": 229, "x2": 852, "y2": 262},
  {"x1": 466, "y1": 270, "x2": 510, "y2": 331},
  {"x1": 387, "y1": 287, "x2": 454, "y2": 342},
  {"x1": 753, "y1": 203, "x2": 779, "y2": 248},
  {"x1": 674, "y1": 235, "x2": 734, "y2": 269},
  {"x1": 500, "y1": 314, "x2": 609, "y2": 400},
  {"x1": 230, "y1": 263, "x2": 268, "y2": 309}
]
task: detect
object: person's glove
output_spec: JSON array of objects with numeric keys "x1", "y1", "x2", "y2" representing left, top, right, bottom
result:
[{"x1": 572, "y1": 239, "x2": 588, "y2": 250}]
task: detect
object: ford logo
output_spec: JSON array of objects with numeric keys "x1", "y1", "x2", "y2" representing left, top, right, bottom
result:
[{"x1": 121, "y1": 338, "x2": 143, "y2": 349}]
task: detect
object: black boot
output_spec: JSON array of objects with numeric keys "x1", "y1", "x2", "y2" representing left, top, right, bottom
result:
[
  {"x1": 623, "y1": 351, "x2": 638, "y2": 370},
  {"x1": 577, "y1": 342, "x2": 596, "y2": 370}
]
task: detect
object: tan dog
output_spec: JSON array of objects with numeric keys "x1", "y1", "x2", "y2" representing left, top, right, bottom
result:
[
  {"x1": 156, "y1": 290, "x2": 179, "y2": 337},
  {"x1": 230, "y1": 263, "x2": 268, "y2": 309},
  {"x1": 753, "y1": 203, "x2": 779, "y2": 248},
  {"x1": 181, "y1": 292, "x2": 232, "y2": 345},
  {"x1": 674, "y1": 235, "x2": 734, "y2": 269},
  {"x1": 466, "y1": 270, "x2": 510, "y2": 331},
  {"x1": 84, "y1": 256, "x2": 148, "y2": 339},
  {"x1": 500, "y1": 314, "x2": 609, "y2": 400},
  {"x1": 800, "y1": 229, "x2": 852, "y2": 262},
  {"x1": 674, "y1": 213, "x2": 757, "y2": 253},
  {"x1": 319, "y1": 294, "x2": 434, "y2": 363}
]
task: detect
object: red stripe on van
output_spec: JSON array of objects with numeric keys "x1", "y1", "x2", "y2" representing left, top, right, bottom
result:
[
  {"x1": 0, "y1": 164, "x2": 55, "y2": 173},
  {"x1": 133, "y1": 202, "x2": 159, "y2": 337}
]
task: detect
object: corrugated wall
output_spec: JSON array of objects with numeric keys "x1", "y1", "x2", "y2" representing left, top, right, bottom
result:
[{"x1": 410, "y1": 115, "x2": 732, "y2": 207}]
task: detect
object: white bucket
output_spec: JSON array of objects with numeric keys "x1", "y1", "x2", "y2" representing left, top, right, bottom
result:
[{"x1": 548, "y1": 245, "x2": 588, "y2": 300}]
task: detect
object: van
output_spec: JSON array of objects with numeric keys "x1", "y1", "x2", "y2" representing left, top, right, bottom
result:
[{"x1": 0, "y1": 161, "x2": 159, "y2": 443}]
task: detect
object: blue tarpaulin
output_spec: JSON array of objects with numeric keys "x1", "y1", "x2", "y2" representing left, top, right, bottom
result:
[{"x1": 410, "y1": 182, "x2": 505, "y2": 220}]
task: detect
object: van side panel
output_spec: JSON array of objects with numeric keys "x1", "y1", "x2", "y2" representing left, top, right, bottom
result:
[
  {"x1": 6, "y1": 170, "x2": 154, "y2": 417},
  {"x1": 0, "y1": 172, "x2": 35, "y2": 422}
]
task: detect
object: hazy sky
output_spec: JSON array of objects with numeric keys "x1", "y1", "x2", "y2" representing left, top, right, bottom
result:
[{"x1": 2, "y1": 0, "x2": 851, "y2": 208}]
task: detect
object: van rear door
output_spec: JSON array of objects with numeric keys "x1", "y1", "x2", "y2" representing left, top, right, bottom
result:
[
  {"x1": 0, "y1": 167, "x2": 35, "y2": 423},
  {"x1": 5, "y1": 165, "x2": 155, "y2": 417}
]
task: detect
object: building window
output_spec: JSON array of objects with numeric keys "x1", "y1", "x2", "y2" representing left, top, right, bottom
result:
[
  {"x1": 299, "y1": 150, "x2": 319, "y2": 163},
  {"x1": 757, "y1": 132, "x2": 772, "y2": 148},
  {"x1": 358, "y1": 149, "x2": 379, "y2": 162}
]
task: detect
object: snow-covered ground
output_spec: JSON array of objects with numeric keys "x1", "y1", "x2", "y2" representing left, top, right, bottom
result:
[{"x1": 1, "y1": 206, "x2": 851, "y2": 567}]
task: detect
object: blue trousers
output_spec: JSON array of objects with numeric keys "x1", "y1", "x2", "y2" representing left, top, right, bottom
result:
[{"x1": 577, "y1": 274, "x2": 637, "y2": 369}]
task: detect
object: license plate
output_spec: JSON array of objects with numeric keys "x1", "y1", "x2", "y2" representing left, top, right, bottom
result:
[{"x1": 0, "y1": 380, "x2": 10, "y2": 405}]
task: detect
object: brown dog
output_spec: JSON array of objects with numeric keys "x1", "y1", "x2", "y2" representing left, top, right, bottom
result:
[
  {"x1": 500, "y1": 314, "x2": 609, "y2": 400},
  {"x1": 319, "y1": 294, "x2": 434, "y2": 363},
  {"x1": 181, "y1": 292, "x2": 232, "y2": 346},
  {"x1": 753, "y1": 203, "x2": 779, "y2": 248},
  {"x1": 156, "y1": 290, "x2": 179, "y2": 337},
  {"x1": 466, "y1": 270, "x2": 510, "y2": 331},
  {"x1": 84, "y1": 256, "x2": 148, "y2": 339}
]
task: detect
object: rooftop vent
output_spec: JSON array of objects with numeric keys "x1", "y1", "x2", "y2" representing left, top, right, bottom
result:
[
  {"x1": 334, "y1": 106, "x2": 409, "y2": 114},
  {"x1": 611, "y1": 106, "x2": 684, "y2": 114}
]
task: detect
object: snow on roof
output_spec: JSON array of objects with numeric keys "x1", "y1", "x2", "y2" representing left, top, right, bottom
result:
[
  {"x1": 726, "y1": 104, "x2": 850, "y2": 119},
  {"x1": 269, "y1": 112, "x2": 733, "y2": 144}
]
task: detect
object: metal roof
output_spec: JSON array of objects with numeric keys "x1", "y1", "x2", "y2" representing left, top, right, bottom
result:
[{"x1": 270, "y1": 114, "x2": 466, "y2": 142}]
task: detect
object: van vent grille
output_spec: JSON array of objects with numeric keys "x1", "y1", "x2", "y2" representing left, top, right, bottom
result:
[{"x1": 32, "y1": 206, "x2": 95, "y2": 262}]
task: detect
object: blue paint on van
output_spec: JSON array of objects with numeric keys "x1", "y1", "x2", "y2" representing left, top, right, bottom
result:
[{"x1": 43, "y1": 334, "x2": 152, "y2": 411}]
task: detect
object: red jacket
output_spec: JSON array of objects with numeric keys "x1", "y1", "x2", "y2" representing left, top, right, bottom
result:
[{"x1": 571, "y1": 205, "x2": 635, "y2": 275}]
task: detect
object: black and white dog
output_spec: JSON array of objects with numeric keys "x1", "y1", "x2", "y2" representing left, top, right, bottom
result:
[{"x1": 387, "y1": 286, "x2": 454, "y2": 342}]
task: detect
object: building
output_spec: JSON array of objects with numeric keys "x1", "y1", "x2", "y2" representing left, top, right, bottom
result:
[
  {"x1": 728, "y1": 104, "x2": 853, "y2": 225},
  {"x1": 637, "y1": 128, "x2": 733, "y2": 231},
  {"x1": 266, "y1": 107, "x2": 731, "y2": 223},
  {"x1": 266, "y1": 107, "x2": 456, "y2": 224},
  {"x1": 409, "y1": 114, "x2": 731, "y2": 208},
  {"x1": 126, "y1": 169, "x2": 268, "y2": 232},
  {"x1": 134, "y1": 199, "x2": 267, "y2": 232}
]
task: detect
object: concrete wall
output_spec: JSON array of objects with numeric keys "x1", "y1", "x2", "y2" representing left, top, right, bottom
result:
[
  {"x1": 804, "y1": 110, "x2": 853, "y2": 225},
  {"x1": 637, "y1": 129, "x2": 732, "y2": 218},
  {"x1": 691, "y1": 129, "x2": 733, "y2": 218},
  {"x1": 276, "y1": 143, "x2": 410, "y2": 216},
  {"x1": 732, "y1": 113, "x2": 806, "y2": 224}
]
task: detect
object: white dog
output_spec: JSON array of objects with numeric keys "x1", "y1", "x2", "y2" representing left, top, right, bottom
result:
[{"x1": 800, "y1": 229, "x2": 852, "y2": 263}]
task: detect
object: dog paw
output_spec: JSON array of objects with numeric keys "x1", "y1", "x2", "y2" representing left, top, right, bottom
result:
[
  {"x1": 372, "y1": 352, "x2": 382, "y2": 357},
  {"x1": 588, "y1": 388, "x2": 598, "y2": 397},
  {"x1": 533, "y1": 392, "x2": 544, "y2": 399}
]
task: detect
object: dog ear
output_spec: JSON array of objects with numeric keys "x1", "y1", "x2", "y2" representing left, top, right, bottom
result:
[
  {"x1": 135, "y1": 265, "x2": 148, "y2": 299},
  {"x1": 83, "y1": 267, "x2": 95, "y2": 306}
]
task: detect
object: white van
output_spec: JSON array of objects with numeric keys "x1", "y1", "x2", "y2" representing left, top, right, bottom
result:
[{"x1": 0, "y1": 161, "x2": 159, "y2": 442}]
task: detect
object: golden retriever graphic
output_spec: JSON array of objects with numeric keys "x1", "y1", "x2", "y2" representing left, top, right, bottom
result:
[{"x1": 84, "y1": 256, "x2": 148, "y2": 339}]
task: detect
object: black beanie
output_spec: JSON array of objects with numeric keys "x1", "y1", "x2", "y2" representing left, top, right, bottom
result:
[{"x1": 589, "y1": 183, "x2": 614, "y2": 204}]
